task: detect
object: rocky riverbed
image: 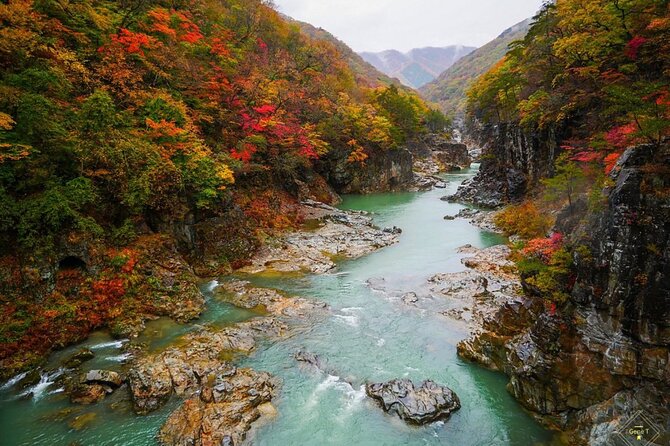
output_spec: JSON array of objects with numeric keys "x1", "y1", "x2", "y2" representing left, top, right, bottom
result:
[
  {"x1": 0, "y1": 166, "x2": 559, "y2": 446},
  {"x1": 125, "y1": 200, "x2": 412, "y2": 445}
]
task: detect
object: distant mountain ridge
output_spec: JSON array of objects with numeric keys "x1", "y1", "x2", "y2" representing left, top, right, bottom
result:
[
  {"x1": 360, "y1": 46, "x2": 476, "y2": 89},
  {"x1": 420, "y1": 18, "x2": 532, "y2": 117}
]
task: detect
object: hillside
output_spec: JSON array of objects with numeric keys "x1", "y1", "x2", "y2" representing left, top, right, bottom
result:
[
  {"x1": 360, "y1": 46, "x2": 475, "y2": 89},
  {"x1": 287, "y1": 18, "x2": 399, "y2": 88},
  {"x1": 420, "y1": 18, "x2": 531, "y2": 117}
]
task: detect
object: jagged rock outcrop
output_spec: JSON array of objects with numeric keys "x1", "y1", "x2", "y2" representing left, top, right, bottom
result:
[
  {"x1": 365, "y1": 379, "x2": 461, "y2": 424},
  {"x1": 158, "y1": 366, "x2": 278, "y2": 446},
  {"x1": 410, "y1": 134, "x2": 471, "y2": 191},
  {"x1": 458, "y1": 143, "x2": 670, "y2": 444},
  {"x1": 451, "y1": 122, "x2": 562, "y2": 207}
]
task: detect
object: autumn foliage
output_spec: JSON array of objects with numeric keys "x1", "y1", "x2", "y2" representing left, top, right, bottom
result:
[{"x1": 467, "y1": 0, "x2": 670, "y2": 175}]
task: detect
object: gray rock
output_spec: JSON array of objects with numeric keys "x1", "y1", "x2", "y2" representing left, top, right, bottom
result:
[
  {"x1": 366, "y1": 379, "x2": 461, "y2": 424},
  {"x1": 401, "y1": 292, "x2": 419, "y2": 305},
  {"x1": 81, "y1": 370, "x2": 124, "y2": 388},
  {"x1": 294, "y1": 350, "x2": 323, "y2": 369}
]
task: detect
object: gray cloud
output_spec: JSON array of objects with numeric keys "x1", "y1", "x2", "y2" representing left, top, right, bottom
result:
[{"x1": 274, "y1": 0, "x2": 544, "y2": 52}]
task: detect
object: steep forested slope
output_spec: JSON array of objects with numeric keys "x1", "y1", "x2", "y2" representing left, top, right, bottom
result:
[
  {"x1": 0, "y1": 0, "x2": 444, "y2": 377},
  {"x1": 420, "y1": 19, "x2": 531, "y2": 117},
  {"x1": 287, "y1": 18, "x2": 400, "y2": 88}
]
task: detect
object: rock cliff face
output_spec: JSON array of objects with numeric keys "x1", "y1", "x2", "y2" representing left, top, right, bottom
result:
[
  {"x1": 458, "y1": 143, "x2": 670, "y2": 444},
  {"x1": 317, "y1": 148, "x2": 414, "y2": 194},
  {"x1": 410, "y1": 134, "x2": 471, "y2": 171},
  {"x1": 452, "y1": 122, "x2": 562, "y2": 207}
]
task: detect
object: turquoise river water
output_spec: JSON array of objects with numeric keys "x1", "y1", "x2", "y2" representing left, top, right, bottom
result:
[{"x1": 0, "y1": 166, "x2": 559, "y2": 446}]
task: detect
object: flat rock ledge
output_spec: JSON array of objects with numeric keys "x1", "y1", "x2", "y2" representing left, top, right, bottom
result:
[
  {"x1": 238, "y1": 200, "x2": 400, "y2": 274},
  {"x1": 366, "y1": 379, "x2": 461, "y2": 425},
  {"x1": 216, "y1": 280, "x2": 328, "y2": 318}
]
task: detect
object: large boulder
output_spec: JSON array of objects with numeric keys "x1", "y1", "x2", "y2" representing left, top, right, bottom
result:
[
  {"x1": 365, "y1": 379, "x2": 461, "y2": 424},
  {"x1": 158, "y1": 367, "x2": 278, "y2": 446},
  {"x1": 70, "y1": 369, "x2": 125, "y2": 405}
]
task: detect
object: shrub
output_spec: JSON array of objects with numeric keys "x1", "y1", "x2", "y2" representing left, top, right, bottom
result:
[
  {"x1": 514, "y1": 233, "x2": 573, "y2": 305},
  {"x1": 494, "y1": 201, "x2": 552, "y2": 239}
]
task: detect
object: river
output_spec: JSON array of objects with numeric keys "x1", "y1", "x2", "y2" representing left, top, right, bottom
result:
[{"x1": 0, "y1": 166, "x2": 557, "y2": 446}]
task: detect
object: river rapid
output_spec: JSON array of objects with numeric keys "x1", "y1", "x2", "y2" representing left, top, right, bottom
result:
[{"x1": 0, "y1": 166, "x2": 557, "y2": 446}]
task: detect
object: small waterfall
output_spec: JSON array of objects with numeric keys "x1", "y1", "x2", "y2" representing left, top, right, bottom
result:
[{"x1": 17, "y1": 368, "x2": 66, "y2": 401}]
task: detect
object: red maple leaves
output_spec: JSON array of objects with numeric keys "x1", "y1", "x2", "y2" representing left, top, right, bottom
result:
[
  {"x1": 147, "y1": 8, "x2": 203, "y2": 43},
  {"x1": 107, "y1": 28, "x2": 154, "y2": 55},
  {"x1": 522, "y1": 233, "x2": 564, "y2": 262},
  {"x1": 625, "y1": 36, "x2": 648, "y2": 59}
]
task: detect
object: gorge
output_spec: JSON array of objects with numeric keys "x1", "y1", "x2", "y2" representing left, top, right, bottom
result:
[{"x1": 0, "y1": 1, "x2": 669, "y2": 445}]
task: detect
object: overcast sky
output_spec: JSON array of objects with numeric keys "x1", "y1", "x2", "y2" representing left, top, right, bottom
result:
[{"x1": 273, "y1": 0, "x2": 544, "y2": 53}]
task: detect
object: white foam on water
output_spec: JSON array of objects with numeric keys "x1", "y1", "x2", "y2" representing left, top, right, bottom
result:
[
  {"x1": 47, "y1": 387, "x2": 64, "y2": 396},
  {"x1": 328, "y1": 271, "x2": 350, "y2": 277},
  {"x1": 342, "y1": 384, "x2": 366, "y2": 410},
  {"x1": 340, "y1": 307, "x2": 363, "y2": 313},
  {"x1": 18, "y1": 368, "x2": 66, "y2": 401},
  {"x1": 305, "y1": 374, "x2": 340, "y2": 410},
  {"x1": 333, "y1": 314, "x2": 358, "y2": 327},
  {"x1": 90, "y1": 339, "x2": 128, "y2": 350},
  {"x1": 106, "y1": 352, "x2": 132, "y2": 363},
  {"x1": 0, "y1": 371, "x2": 28, "y2": 391},
  {"x1": 376, "y1": 338, "x2": 386, "y2": 347},
  {"x1": 205, "y1": 280, "x2": 219, "y2": 293}
]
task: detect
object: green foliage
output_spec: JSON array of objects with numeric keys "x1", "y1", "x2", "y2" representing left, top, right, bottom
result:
[
  {"x1": 424, "y1": 109, "x2": 451, "y2": 134},
  {"x1": 517, "y1": 246, "x2": 573, "y2": 304},
  {"x1": 541, "y1": 154, "x2": 586, "y2": 209},
  {"x1": 16, "y1": 178, "x2": 102, "y2": 250},
  {"x1": 372, "y1": 85, "x2": 426, "y2": 144},
  {"x1": 79, "y1": 90, "x2": 123, "y2": 133},
  {"x1": 110, "y1": 219, "x2": 138, "y2": 247}
]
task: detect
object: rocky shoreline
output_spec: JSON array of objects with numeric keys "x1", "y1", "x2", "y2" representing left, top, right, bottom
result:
[
  {"x1": 130, "y1": 283, "x2": 328, "y2": 446},
  {"x1": 448, "y1": 144, "x2": 670, "y2": 445},
  {"x1": 238, "y1": 200, "x2": 401, "y2": 275}
]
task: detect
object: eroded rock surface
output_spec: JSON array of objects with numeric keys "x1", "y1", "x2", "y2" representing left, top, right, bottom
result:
[
  {"x1": 429, "y1": 245, "x2": 522, "y2": 329},
  {"x1": 366, "y1": 379, "x2": 461, "y2": 424},
  {"x1": 127, "y1": 281, "x2": 328, "y2": 444},
  {"x1": 158, "y1": 366, "x2": 278, "y2": 446},
  {"x1": 128, "y1": 318, "x2": 285, "y2": 414},
  {"x1": 216, "y1": 280, "x2": 328, "y2": 317}
]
